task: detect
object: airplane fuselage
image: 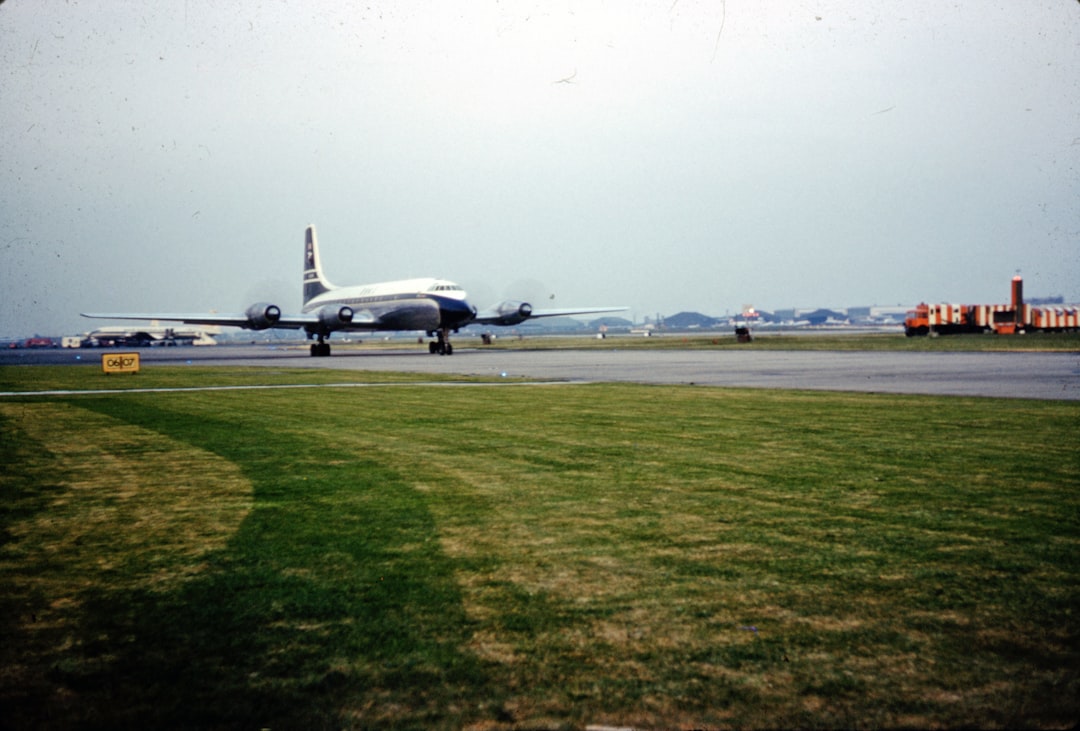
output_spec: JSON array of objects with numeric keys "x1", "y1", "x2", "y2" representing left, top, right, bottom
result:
[{"x1": 303, "y1": 278, "x2": 475, "y2": 334}]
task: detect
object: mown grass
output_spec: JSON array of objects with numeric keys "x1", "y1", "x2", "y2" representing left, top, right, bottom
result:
[
  {"x1": 1, "y1": 366, "x2": 1078, "y2": 729},
  {"x1": 0, "y1": 365, "x2": 511, "y2": 393}
]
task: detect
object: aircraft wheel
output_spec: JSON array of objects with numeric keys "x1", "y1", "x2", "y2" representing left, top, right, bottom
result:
[
  {"x1": 429, "y1": 341, "x2": 438, "y2": 354},
  {"x1": 446, "y1": 343, "x2": 453, "y2": 355}
]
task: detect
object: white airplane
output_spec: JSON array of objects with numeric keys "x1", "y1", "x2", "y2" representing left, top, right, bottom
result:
[{"x1": 84, "y1": 225, "x2": 625, "y2": 356}]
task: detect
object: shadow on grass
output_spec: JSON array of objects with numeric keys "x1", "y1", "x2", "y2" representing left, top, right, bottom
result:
[{"x1": 23, "y1": 399, "x2": 492, "y2": 729}]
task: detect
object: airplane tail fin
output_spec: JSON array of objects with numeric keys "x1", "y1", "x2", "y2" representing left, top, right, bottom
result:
[{"x1": 303, "y1": 225, "x2": 335, "y2": 304}]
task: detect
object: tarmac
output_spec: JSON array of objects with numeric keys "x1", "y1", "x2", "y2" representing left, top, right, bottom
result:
[{"x1": 4, "y1": 343, "x2": 1079, "y2": 400}]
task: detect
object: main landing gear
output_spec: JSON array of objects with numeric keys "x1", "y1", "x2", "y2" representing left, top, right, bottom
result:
[
  {"x1": 427, "y1": 328, "x2": 454, "y2": 355},
  {"x1": 310, "y1": 333, "x2": 331, "y2": 357}
]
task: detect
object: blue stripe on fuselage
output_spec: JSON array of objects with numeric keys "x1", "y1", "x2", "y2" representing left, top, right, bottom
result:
[{"x1": 430, "y1": 295, "x2": 476, "y2": 329}]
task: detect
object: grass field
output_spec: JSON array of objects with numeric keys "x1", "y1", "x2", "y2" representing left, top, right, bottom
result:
[{"x1": 2, "y1": 366, "x2": 1078, "y2": 729}]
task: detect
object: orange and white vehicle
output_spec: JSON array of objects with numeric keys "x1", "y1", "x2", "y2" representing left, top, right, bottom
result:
[
  {"x1": 903, "y1": 303, "x2": 978, "y2": 336},
  {"x1": 905, "y1": 276, "x2": 1078, "y2": 336},
  {"x1": 1031, "y1": 306, "x2": 1080, "y2": 332}
]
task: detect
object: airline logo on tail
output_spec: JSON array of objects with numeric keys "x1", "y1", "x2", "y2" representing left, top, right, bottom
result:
[{"x1": 303, "y1": 225, "x2": 331, "y2": 304}]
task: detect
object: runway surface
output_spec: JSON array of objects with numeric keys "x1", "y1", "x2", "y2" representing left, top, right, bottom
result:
[{"x1": 5, "y1": 344, "x2": 1079, "y2": 400}]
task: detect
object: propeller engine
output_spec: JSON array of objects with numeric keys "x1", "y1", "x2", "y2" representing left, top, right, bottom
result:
[
  {"x1": 487, "y1": 300, "x2": 534, "y2": 326},
  {"x1": 244, "y1": 303, "x2": 282, "y2": 330},
  {"x1": 316, "y1": 305, "x2": 354, "y2": 329}
]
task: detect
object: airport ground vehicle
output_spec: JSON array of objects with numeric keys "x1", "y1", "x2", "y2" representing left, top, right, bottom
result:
[{"x1": 905, "y1": 277, "x2": 1079, "y2": 336}]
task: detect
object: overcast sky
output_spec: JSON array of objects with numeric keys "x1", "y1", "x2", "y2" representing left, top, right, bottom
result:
[{"x1": 2, "y1": 1, "x2": 1078, "y2": 336}]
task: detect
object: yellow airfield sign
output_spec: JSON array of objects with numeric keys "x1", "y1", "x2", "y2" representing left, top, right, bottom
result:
[{"x1": 102, "y1": 352, "x2": 140, "y2": 374}]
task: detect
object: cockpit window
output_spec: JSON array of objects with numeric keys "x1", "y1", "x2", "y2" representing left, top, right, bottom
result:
[{"x1": 428, "y1": 283, "x2": 463, "y2": 292}]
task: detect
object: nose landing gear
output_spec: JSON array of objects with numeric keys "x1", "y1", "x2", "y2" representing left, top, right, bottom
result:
[
  {"x1": 427, "y1": 328, "x2": 454, "y2": 355},
  {"x1": 309, "y1": 333, "x2": 331, "y2": 357}
]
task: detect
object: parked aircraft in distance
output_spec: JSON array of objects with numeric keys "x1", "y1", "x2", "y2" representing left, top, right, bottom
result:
[
  {"x1": 84, "y1": 225, "x2": 625, "y2": 356},
  {"x1": 80, "y1": 324, "x2": 220, "y2": 348}
]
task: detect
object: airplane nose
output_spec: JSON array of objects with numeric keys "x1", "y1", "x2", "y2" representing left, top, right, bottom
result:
[{"x1": 440, "y1": 297, "x2": 475, "y2": 327}]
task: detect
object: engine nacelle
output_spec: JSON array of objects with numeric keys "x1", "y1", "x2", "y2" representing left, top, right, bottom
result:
[
  {"x1": 244, "y1": 302, "x2": 281, "y2": 330},
  {"x1": 317, "y1": 305, "x2": 354, "y2": 329},
  {"x1": 489, "y1": 300, "x2": 534, "y2": 326}
]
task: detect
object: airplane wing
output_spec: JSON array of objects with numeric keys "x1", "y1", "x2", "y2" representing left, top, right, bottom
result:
[
  {"x1": 83, "y1": 301, "x2": 372, "y2": 332},
  {"x1": 471, "y1": 302, "x2": 627, "y2": 327},
  {"x1": 83, "y1": 310, "x2": 301, "y2": 330},
  {"x1": 84, "y1": 312, "x2": 266, "y2": 326},
  {"x1": 527, "y1": 306, "x2": 628, "y2": 319}
]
